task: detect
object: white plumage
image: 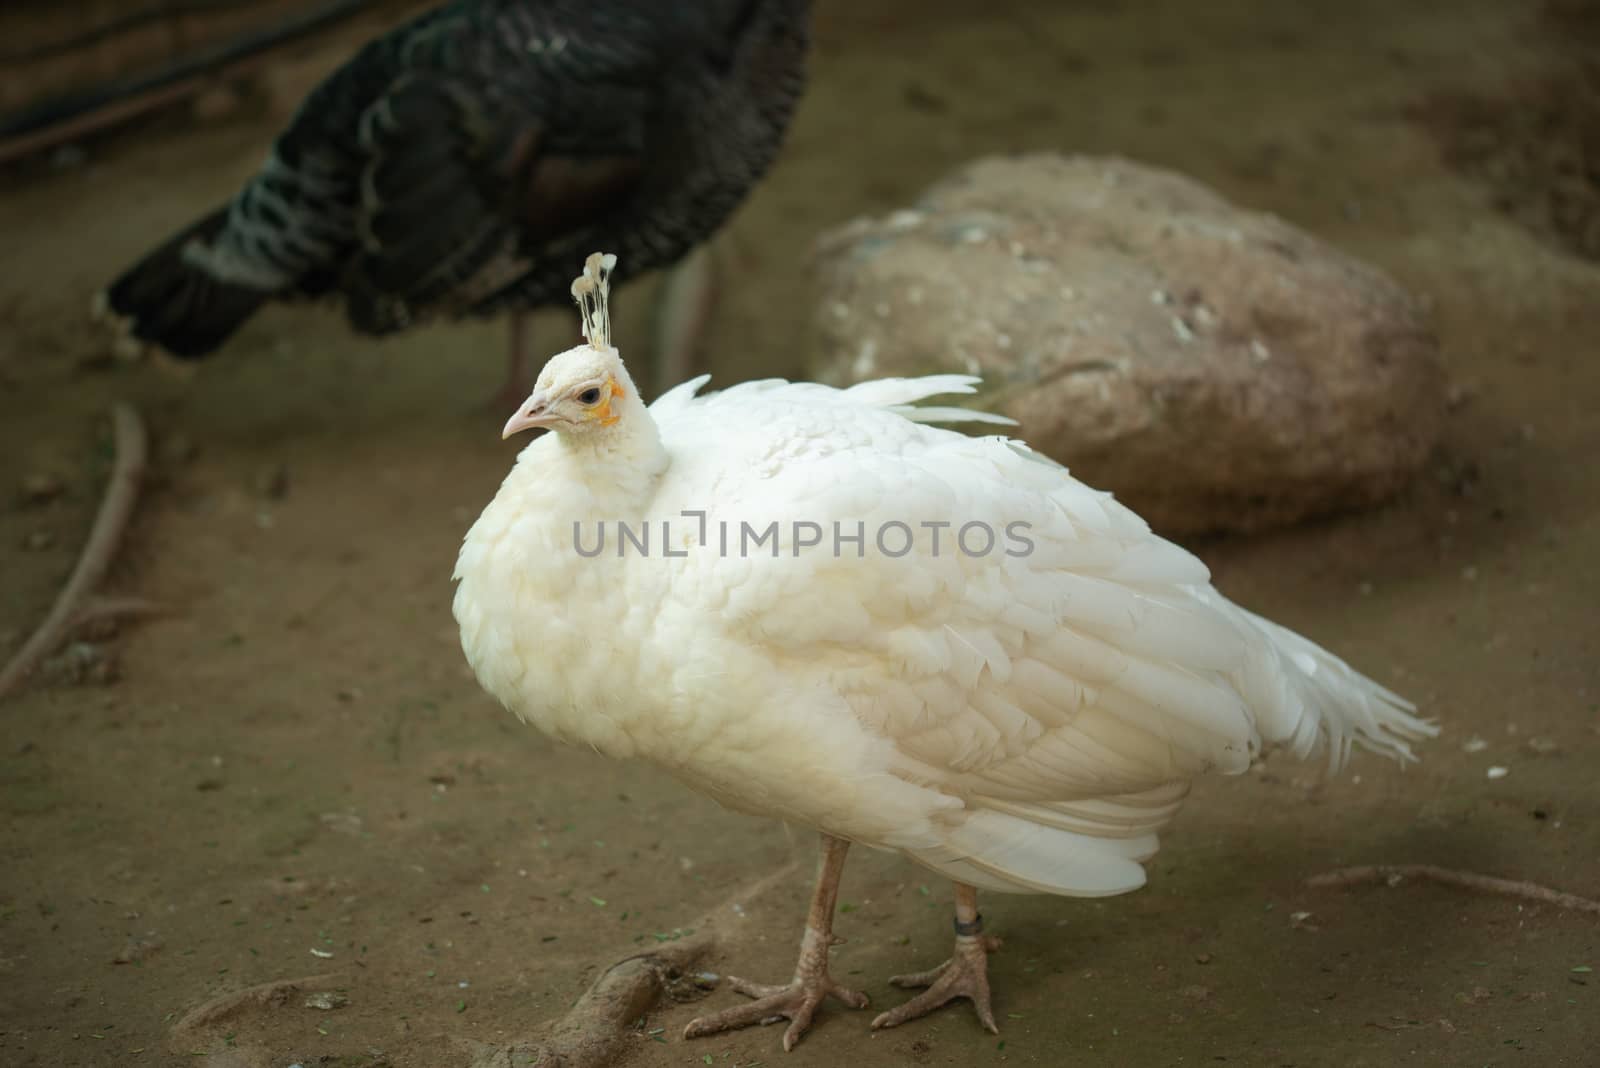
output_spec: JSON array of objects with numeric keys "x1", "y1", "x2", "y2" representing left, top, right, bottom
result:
[{"x1": 452, "y1": 254, "x2": 1436, "y2": 1046}]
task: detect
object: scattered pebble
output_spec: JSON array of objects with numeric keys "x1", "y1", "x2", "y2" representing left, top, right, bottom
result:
[
  {"x1": 42, "y1": 642, "x2": 119, "y2": 686},
  {"x1": 304, "y1": 992, "x2": 348, "y2": 1011},
  {"x1": 310, "y1": 948, "x2": 334, "y2": 959},
  {"x1": 254, "y1": 463, "x2": 290, "y2": 500},
  {"x1": 319, "y1": 811, "x2": 363, "y2": 836},
  {"x1": 1461, "y1": 736, "x2": 1488, "y2": 753},
  {"x1": 111, "y1": 935, "x2": 163, "y2": 964},
  {"x1": 1445, "y1": 382, "x2": 1477, "y2": 411},
  {"x1": 1486, "y1": 766, "x2": 1509, "y2": 780},
  {"x1": 1523, "y1": 736, "x2": 1560, "y2": 756},
  {"x1": 20, "y1": 472, "x2": 64, "y2": 505}
]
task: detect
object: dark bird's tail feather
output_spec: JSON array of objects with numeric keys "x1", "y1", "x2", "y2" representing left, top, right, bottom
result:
[{"x1": 100, "y1": 207, "x2": 272, "y2": 359}]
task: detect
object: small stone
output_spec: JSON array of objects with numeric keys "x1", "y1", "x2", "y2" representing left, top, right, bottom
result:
[
  {"x1": 254, "y1": 463, "x2": 289, "y2": 500},
  {"x1": 42, "y1": 642, "x2": 119, "y2": 686},
  {"x1": 304, "y1": 992, "x2": 349, "y2": 1011},
  {"x1": 1486, "y1": 766, "x2": 1509, "y2": 780},
  {"x1": 1523, "y1": 736, "x2": 1560, "y2": 756},
  {"x1": 1461, "y1": 736, "x2": 1488, "y2": 753},
  {"x1": 1445, "y1": 382, "x2": 1477, "y2": 411},
  {"x1": 319, "y1": 811, "x2": 363, "y2": 836},
  {"x1": 20, "y1": 472, "x2": 63, "y2": 504},
  {"x1": 112, "y1": 935, "x2": 162, "y2": 964}
]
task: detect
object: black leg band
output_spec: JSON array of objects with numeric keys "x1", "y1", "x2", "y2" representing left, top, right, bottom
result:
[{"x1": 953, "y1": 913, "x2": 984, "y2": 937}]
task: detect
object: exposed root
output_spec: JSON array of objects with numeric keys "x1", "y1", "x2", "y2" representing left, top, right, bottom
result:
[
  {"x1": 465, "y1": 862, "x2": 800, "y2": 1068},
  {"x1": 651, "y1": 242, "x2": 719, "y2": 395},
  {"x1": 0, "y1": 404, "x2": 149, "y2": 703},
  {"x1": 73, "y1": 596, "x2": 167, "y2": 629},
  {"x1": 491, "y1": 942, "x2": 716, "y2": 1068},
  {"x1": 1308, "y1": 864, "x2": 1600, "y2": 915},
  {"x1": 169, "y1": 973, "x2": 343, "y2": 1042}
]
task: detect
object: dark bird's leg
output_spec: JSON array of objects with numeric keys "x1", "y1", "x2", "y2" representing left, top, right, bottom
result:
[
  {"x1": 650, "y1": 244, "x2": 719, "y2": 394},
  {"x1": 871, "y1": 882, "x2": 1002, "y2": 1033},
  {"x1": 486, "y1": 310, "x2": 535, "y2": 412},
  {"x1": 684, "y1": 832, "x2": 869, "y2": 1050}
]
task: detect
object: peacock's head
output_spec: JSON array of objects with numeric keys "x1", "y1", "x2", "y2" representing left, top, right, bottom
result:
[
  {"x1": 501, "y1": 252, "x2": 639, "y2": 440},
  {"x1": 501, "y1": 344, "x2": 634, "y2": 439}
]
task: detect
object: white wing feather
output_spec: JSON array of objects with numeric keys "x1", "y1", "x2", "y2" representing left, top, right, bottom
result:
[{"x1": 646, "y1": 375, "x2": 1433, "y2": 895}]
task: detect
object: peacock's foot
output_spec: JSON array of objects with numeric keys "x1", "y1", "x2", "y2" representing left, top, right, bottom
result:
[
  {"x1": 871, "y1": 932, "x2": 1002, "y2": 1034},
  {"x1": 683, "y1": 928, "x2": 869, "y2": 1051}
]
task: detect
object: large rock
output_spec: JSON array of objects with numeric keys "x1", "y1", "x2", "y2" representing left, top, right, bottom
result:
[{"x1": 810, "y1": 154, "x2": 1446, "y2": 536}]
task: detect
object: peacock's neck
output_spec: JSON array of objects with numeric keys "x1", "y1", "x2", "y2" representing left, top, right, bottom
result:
[
  {"x1": 559, "y1": 415, "x2": 667, "y2": 498},
  {"x1": 506, "y1": 405, "x2": 668, "y2": 528}
]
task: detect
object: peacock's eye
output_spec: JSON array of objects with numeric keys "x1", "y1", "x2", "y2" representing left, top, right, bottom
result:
[{"x1": 577, "y1": 387, "x2": 602, "y2": 405}]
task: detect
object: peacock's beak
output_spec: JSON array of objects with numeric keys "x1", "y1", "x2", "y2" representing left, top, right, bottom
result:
[{"x1": 502, "y1": 391, "x2": 560, "y2": 438}]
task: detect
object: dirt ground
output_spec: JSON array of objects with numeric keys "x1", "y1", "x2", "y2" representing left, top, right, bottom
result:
[{"x1": 2, "y1": 1, "x2": 1598, "y2": 1065}]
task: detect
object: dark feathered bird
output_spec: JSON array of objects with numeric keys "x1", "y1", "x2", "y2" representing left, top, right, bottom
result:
[{"x1": 97, "y1": 0, "x2": 810, "y2": 399}]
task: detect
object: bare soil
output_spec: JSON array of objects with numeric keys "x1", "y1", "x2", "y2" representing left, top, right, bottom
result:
[{"x1": 2, "y1": 1, "x2": 1597, "y2": 1066}]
